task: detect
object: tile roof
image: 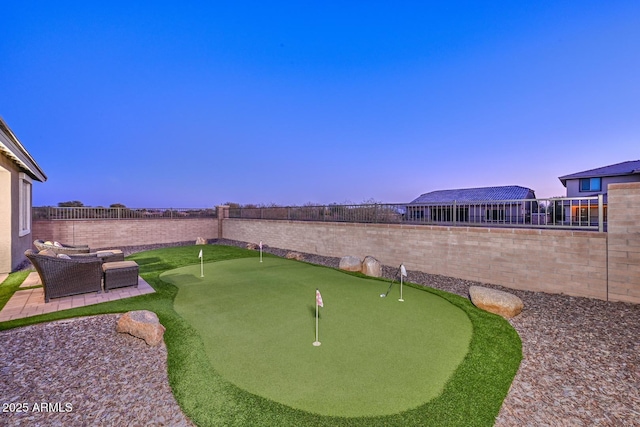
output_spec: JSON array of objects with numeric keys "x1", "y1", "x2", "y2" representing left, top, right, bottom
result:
[
  {"x1": 409, "y1": 185, "x2": 536, "y2": 204},
  {"x1": 558, "y1": 160, "x2": 640, "y2": 186}
]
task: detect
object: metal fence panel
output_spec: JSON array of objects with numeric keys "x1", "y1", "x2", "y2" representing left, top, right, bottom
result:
[
  {"x1": 33, "y1": 207, "x2": 217, "y2": 220},
  {"x1": 227, "y1": 197, "x2": 604, "y2": 231}
]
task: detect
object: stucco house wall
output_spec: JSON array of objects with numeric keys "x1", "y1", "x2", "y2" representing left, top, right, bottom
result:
[
  {"x1": 565, "y1": 175, "x2": 640, "y2": 197},
  {"x1": 0, "y1": 154, "x2": 14, "y2": 273},
  {"x1": 0, "y1": 118, "x2": 46, "y2": 273}
]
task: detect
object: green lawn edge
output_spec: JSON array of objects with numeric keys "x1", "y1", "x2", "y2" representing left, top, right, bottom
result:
[{"x1": 0, "y1": 245, "x2": 522, "y2": 426}]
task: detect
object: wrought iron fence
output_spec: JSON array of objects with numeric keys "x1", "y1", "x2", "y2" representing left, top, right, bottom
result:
[
  {"x1": 33, "y1": 206, "x2": 217, "y2": 220},
  {"x1": 228, "y1": 195, "x2": 606, "y2": 231}
]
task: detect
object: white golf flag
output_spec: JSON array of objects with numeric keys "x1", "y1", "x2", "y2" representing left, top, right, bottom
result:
[
  {"x1": 316, "y1": 289, "x2": 324, "y2": 308},
  {"x1": 259, "y1": 241, "x2": 263, "y2": 249},
  {"x1": 198, "y1": 249, "x2": 203, "y2": 259},
  {"x1": 401, "y1": 264, "x2": 407, "y2": 277}
]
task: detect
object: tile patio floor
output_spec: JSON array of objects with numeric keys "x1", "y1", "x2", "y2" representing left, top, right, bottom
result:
[{"x1": 0, "y1": 272, "x2": 155, "y2": 322}]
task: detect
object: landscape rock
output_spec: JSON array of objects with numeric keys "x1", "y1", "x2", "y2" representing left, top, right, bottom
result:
[
  {"x1": 195, "y1": 237, "x2": 207, "y2": 245},
  {"x1": 361, "y1": 256, "x2": 382, "y2": 277},
  {"x1": 339, "y1": 256, "x2": 362, "y2": 272},
  {"x1": 286, "y1": 251, "x2": 304, "y2": 261},
  {"x1": 246, "y1": 243, "x2": 259, "y2": 250},
  {"x1": 116, "y1": 310, "x2": 166, "y2": 346},
  {"x1": 469, "y1": 286, "x2": 524, "y2": 318}
]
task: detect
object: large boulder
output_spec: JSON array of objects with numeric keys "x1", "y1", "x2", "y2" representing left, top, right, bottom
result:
[
  {"x1": 195, "y1": 237, "x2": 207, "y2": 245},
  {"x1": 469, "y1": 286, "x2": 524, "y2": 319},
  {"x1": 286, "y1": 251, "x2": 304, "y2": 261},
  {"x1": 116, "y1": 310, "x2": 166, "y2": 346},
  {"x1": 339, "y1": 256, "x2": 362, "y2": 272},
  {"x1": 361, "y1": 256, "x2": 382, "y2": 277}
]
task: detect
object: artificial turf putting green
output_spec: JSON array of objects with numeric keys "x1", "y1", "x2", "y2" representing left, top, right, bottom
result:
[{"x1": 161, "y1": 257, "x2": 472, "y2": 417}]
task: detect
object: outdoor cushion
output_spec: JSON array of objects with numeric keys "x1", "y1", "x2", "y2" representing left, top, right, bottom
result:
[
  {"x1": 38, "y1": 249, "x2": 57, "y2": 257},
  {"x1": 103, "y1": 260, "x2": 138, "y2": 272}
]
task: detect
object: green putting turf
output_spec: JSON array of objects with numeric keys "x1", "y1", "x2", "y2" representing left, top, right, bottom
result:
[{"x1": 161, "y1": 257, "x2": 472, "y2": 417}]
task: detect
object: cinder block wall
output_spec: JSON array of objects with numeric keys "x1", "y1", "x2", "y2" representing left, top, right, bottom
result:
[
  {"x1": 607, "y1": 182, "x2": 640, "y2": 303},
  {"x1": 223, "y1": 219, "x2": 608, "y2": 300},
  {"x1": 30, "y1": 181, "x2": 640, "y2": 303},
  {"x1": 32, "y1": 218, "x2": 217, "y2": 250}
]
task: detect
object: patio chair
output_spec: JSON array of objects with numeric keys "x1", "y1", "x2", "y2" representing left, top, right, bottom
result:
[
  {"x1": 34, "y1": 239, "x2": 91, "y2": 255},
  {"x1": 25, "y1": 249, "x2": 103, "y2": 302}
]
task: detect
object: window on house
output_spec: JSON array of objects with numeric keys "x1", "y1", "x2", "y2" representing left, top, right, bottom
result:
[
  {"x1": 579, "y1": 177, "x2": 602, "y2": 192},
  {"x1": 19, "y1": 173, "x2": 32, "y2": 236}
]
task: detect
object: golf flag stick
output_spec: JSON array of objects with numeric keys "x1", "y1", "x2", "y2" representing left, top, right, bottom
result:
[
  {"x1": 381, "y1": 265, "x2": 402, "y2": 297},
  {"x1": 399, "y1": 264, "x2": 407, "y2": 302},
  {"x1": 259, "y1": 241, "x2": 263, "y2": 263},
  {"x1": 313, "y1": 289, "x2": 323, "y2": 346},
  {"x1": 199, "y1": 249, "x2": 204, "y2": 277}
]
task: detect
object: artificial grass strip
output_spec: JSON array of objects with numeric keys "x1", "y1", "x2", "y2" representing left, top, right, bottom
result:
[
  {"x1": 0, "y1": 245, "x2": 522, "y2": 426},
  {"x1": 0, "y1": 270, "x2": 30, "y2": 311},
  {"x1": 162, "y1": 258, "x2": 473, "y2": 417}
]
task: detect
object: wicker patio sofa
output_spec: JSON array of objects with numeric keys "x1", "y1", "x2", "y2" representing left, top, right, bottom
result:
[
  {"x1": 34, "y1": 239, "x2": 90, "y2": 255},
  {"x1": 25, "y1": 249, "x2": 103, "y2": 302}
]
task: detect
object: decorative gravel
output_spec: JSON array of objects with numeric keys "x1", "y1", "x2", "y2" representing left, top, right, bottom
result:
[
  {"x1": 2, "y1": 240, "x2": 638, "y2": 426},
  {"x1": 0, "y1": 315, "x2": 193, "y2": 426}
]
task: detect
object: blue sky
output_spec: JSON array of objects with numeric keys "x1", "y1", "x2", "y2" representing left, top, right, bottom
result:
[{"x1": 2, "y1": 1, "x2": 638, "y2": 207}]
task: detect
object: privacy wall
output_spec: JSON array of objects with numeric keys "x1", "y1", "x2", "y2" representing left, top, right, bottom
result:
[
  {"x1": 32, "y1": 218, "x2": 217, "y2": 250},
  {"x1": 222, "y1": 218, "x2": 609, "y2": 300},
  {"x1": 221, "y1": 182, "x2": 640, "y2": 304},
  {"x1": 31, "y1": 183, "x2": 639, "y2": 303}
]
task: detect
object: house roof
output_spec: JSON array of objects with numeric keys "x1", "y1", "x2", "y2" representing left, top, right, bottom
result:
[
  {"x1": 558, "y1": 160, "x2": 640, "y2": 187},
  {"x1": 409, "y1": 185, "x2": 536, "y2": 204},
  {"x1": 0, "y1": 117, "x2": 47, "y2": 182}
]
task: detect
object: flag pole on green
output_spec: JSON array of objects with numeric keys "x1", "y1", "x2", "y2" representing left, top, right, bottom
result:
[
  {"x1": 313, "y1": 289, "x2": 323, "y2": 346},
  {"x1": 399, "y1": 264, "x2": 407, "y2": 302},
  {"x1": 199, "y1": 249, "x2": 204, "y2": 277}
]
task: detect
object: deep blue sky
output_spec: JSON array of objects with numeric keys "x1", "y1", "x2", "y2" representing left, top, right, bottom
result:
[{"x1": 2, "y1": 1, "x2": 638, "y2": 207}]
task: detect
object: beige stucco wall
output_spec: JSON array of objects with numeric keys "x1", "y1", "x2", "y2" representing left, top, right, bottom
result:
[
  {"x1": 0, "y1": 158, "x2": 11, "y2": 273},
  {"x1": 0, "y1": 154, "x2": 33, "y2": 273}
]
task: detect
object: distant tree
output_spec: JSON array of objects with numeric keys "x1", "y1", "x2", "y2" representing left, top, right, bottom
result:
[
  {"x1": 361, "y1": 197, "x2": 382, "y2": 204},
  {"x1": 110, "y1": 203, "x2": 126, "y2": 208},
  {"x1": 58, "y1": 201, "x2": 84, "y2": 207}
]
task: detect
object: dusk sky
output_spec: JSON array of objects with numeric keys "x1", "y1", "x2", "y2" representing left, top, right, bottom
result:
[{"x1": 2, "y1": 1, "x2": 638, "y2": 207}]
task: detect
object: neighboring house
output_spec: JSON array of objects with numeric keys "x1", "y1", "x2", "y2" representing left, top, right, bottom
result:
[
  {"x1": 407, "y1": 185, "x2": 537, "y2": 224},
  {"x1": 558, "y1": 160, "x2": 640, "y2": 225},
  {"x1": 0, "y1": 117, "x2": 47, "y2": 273}
]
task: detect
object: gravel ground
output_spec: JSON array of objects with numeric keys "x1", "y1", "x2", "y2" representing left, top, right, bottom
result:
[
  {"x1": 2, "y1": 240, "x2": 639, "y2": 426},
  {"x1": 0, "y1": 315, "x2": 194, "y2": 427}
]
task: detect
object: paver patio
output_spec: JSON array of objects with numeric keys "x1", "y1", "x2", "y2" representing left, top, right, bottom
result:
[{"x1": 0, "y1": 272, "x2": 154, "y2": 322}]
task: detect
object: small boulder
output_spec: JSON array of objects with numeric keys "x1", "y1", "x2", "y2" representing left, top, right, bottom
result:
[
  {"x1": 246, "y1": 243, "x2": 259, "y2": 250},
  {"x1": 195, "y1": 237, "x2": 207, "y2": 245},
  {"x1": 339, "y1": 256, "x2": 362, "y2": 272},
  {"x1": 469, "y1": 286, "x2": 524, "y2": 319},
  {"x1": 116, "y1": 310, "x2": 166, "y2": 346},
  {"x1": 361, "y1": 256, "x2": 382, "y2": 277},
  {"x1": 286, "y1": 251, "x2": 304, "y2": 261}
]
